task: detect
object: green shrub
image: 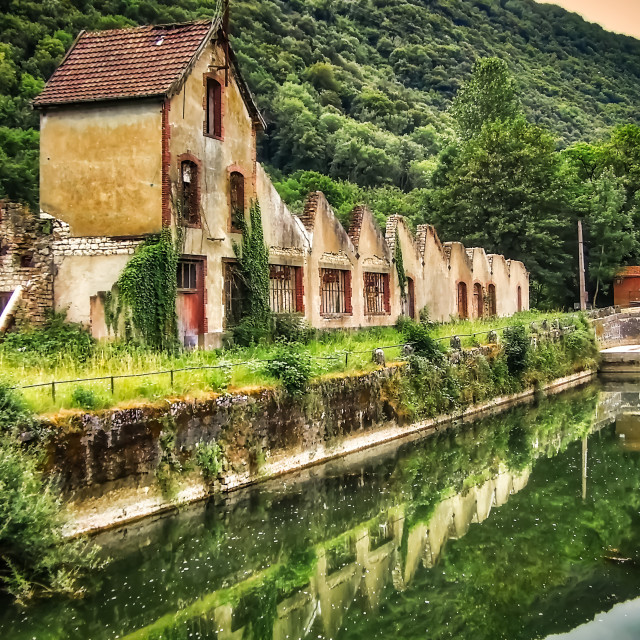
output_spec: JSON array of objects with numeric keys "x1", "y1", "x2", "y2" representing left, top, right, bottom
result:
[
  {"x1": 0, "y1": 381, "x2": 33, "y2": 435},
  {"x1": 70, "y1": 386, "x2": 102, "y2": 410},
  {"x1": 195, "y1": 441, "x2": 224, "y2": 480},
  {"x1": 232, "y1": 316, "x2": 272, "y2": 347},
  {"x1": 503, "y1": 324, "x2": 530, "y2": 377},
  {"x1": 206, "y1": 365, "x2": 232, "y2": 392},
  {"x1": 565, "y1": 328, "x2": 597, "y2": 361},
  {"x1": 273, "y1": 313, "x2": 312, "y2": 343},
  {"x1": 0, "y1": 436, "x2": 99, "y2": 602},
  {"x1": 264, "y1": 342, "x2": 313, "y2": 395},
  {"x1": 402, "y1": 320, "x2": 444, "y2": 361},
  {"x1": 1, "y1": 311, "x2": 94, "y2": 364}
]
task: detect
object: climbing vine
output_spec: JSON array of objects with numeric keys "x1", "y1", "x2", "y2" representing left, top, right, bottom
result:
[
  {"x1": 106, "y1": 229, "x2": 180, "y2": 350},
  {"x1": 395, "y1": 229, "x2": 407, "y2": 300},
  {"x1": 233, "y1": 200, "x2": 271, "y2": 324}
]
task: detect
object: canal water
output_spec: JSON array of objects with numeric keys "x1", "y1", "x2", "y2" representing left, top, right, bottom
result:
[{"x1": 3, "y1": 382, "x2": 640, "y2": 639}]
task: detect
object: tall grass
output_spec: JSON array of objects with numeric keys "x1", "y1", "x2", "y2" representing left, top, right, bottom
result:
[{"x1": 0, "y1": 311, "x2": 578, "y2": 414}]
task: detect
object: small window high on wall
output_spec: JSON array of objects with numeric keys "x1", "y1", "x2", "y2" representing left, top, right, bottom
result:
[
  {"x1": 364, "y1": 272, "x2": 390, "y2": 315},
  {"x1": 206, "y1": 78, "x2": 222, "y2": 138},
  {"x1": 181, "y1": 160, "x2": 199, "y2": 225},
  {"x1": 321, "y1": 268, "x2": 351, "y2": 315},
  {"x1": 230, "y1": 171, "x2": 245, "y2": 231}
]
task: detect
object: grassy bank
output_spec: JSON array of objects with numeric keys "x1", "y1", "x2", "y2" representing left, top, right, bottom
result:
[{"x1": 0, "y1": 311, "x2": 588, "y2": 414}]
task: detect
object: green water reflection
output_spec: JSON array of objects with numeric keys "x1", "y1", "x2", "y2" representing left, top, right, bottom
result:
[{"x1": 3, "y1": 383, "x2": 640, "y2": 639}]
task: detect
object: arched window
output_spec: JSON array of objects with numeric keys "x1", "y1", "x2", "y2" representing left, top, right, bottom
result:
[
  {"x1": 517, "y1": 286, "x2": 522, "y2": 312},
  {"x1": 488, "y1": 284, "x2": 497, "y2": 316},
  {"x1": 206, "y1": 78, "x2": 222, "y2": 138},
  {"x1": 180, "y1": 160, "x2": 199, "y2": 225},
  {"x1": 230, "y1": 171, "x2": 245, "y2": 231},
  {"x1": 457, "y1": 282, "x2": 468, "y2": 318},
  {"x1": 473, "y1": 283, "x2": 483, "y2": 318}
]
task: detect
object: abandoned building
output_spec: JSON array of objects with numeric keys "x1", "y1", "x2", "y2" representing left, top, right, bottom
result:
[
  {"x1": 0, "y1": 17, "x2": 529, "y2": 345},
  {"x1": 613, "y1": 267, "x2": 640, "y2": 308}
]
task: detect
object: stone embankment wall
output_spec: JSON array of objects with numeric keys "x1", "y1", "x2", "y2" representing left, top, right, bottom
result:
[{"x1": 41, "y1": 362, "x2": 595, "y2": 536}]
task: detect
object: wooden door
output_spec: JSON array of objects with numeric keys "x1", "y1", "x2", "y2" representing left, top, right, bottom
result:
[
  {"x1": 407, "y1": 277, "x2": 415, "y2": 319},
  {"x1": 457, "y1": 282, "x2": 468, "y2": 318},
  {"x1": 176, "y1": 259, "x2": 204, "y2": 348}
]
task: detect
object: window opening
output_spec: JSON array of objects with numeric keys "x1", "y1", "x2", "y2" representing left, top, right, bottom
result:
[
  {"x1": 321, "y1": 269, "x2": 348, "y2": 315},
  {"x1": 177, "y1": 261, "x2": 197, "y2": 290},
  {"x1": 224, "y1": 262, "x2": 245, "y2": 327},
  {"x1": 181, "y1": 160, "x2": 199, "y2": 225},
  {"x1": 230, "y1": 171, "x2": 245, "y2": 231},
  {"x1": 364, "y1": 272, "x2": 389, "y2": 315},
  {"x1": 457, "y1": 282, "x2": 468, "y2": 318},
  {"x1": 206, "y1": 78, "x2": 222, "y2": 138},
  {"x1": 269, "y1": 265, "x2": 297, "y2": 313}
]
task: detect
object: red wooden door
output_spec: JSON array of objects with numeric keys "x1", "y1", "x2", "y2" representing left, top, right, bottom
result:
[{"x1": 176, "y1": 260, "x2": 204, "y2": 348}]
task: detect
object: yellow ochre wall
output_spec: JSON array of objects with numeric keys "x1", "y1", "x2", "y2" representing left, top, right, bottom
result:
[{"x1": 40, "y1": 102, "x2": 163, "y2": 237}]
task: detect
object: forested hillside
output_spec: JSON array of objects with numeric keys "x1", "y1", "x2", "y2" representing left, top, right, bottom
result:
[{"x1": 2, "y1": 0, "x2": 640, "y2": 306}]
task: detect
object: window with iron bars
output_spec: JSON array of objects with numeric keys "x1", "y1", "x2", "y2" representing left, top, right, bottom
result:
[
  {"x1": 177, "y1": 260, "x2": 197, "y2": 291},
  {"x1": 269, "y1": 265, "x2": 297, "y2": 314},
  {"x1": 364, "y1": 272, "x2": 390, "y2": 315},
  {"x1": 320, "y1": 268, "x2": 349, "y2": 315}
]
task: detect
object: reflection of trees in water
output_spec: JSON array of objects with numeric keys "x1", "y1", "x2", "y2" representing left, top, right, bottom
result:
[{"x1": 109, "y1": 388, "x2": 608, "y2": 640}]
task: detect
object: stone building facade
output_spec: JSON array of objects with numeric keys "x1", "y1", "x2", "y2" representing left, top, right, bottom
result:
[{"x1": 0, "y1": 18, "x2": 529, "y2": 341}]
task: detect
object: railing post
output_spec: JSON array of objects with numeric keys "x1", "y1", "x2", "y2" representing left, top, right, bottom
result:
[
  {"x1": 51, "y1": 381, "x2": 56, "y2": 402},
  {"x1": 345, "y1": 352, "x2": 348, "y2": 368},
  {"x1": 170, "y1": 369, "x2": 174, "y2": 387},
  {"x1": 110, "y1": 376, "x2": 115, "y2": 395}
]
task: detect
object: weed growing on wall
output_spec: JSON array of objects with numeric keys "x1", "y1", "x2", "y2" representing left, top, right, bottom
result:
[
  {"x1": 395, "y1": 229, "x2": 407, "y2": 300},
  {"x1": 233, "y1": 201, "x2": 271, "y2": 345},
  {"x1": 503, "y1": 324, "x2": 530, "y2": 377},
  {"x1": 0, "y1": 380, "x2": 34, "y2": 435},
  {"x1": 195, "y1": 441, "x2": 224, "y2": 481},
  {"x1": 110, "y1": 230, "x2": 180, "y2": 350}
]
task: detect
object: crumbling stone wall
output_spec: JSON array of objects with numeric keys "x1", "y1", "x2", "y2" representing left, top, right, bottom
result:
[{"x1": 0, "y1": 201, "x2": 55, "y2": 326}]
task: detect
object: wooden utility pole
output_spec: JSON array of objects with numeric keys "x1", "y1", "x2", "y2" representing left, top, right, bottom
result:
[{"x1": 578, "y1": 219, "x2": 587, "y2": 311}]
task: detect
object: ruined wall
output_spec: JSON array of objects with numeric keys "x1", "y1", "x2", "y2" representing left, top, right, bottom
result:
[
  {"x1": 0, "y1": 202, "x2": 55, "y2": 326},
  {"x1": 40, "y1": 102, "x2": 163, "y2": 237}
]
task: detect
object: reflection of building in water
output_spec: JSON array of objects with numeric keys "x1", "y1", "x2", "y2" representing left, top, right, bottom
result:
[{"x1": 121, "y1": 468, "x2": 531, "y2": 640}]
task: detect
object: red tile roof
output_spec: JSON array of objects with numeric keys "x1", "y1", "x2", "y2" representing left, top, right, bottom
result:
[
  {"x1": 34, "y1": 21, "x2": 215, "y2": 107},
  {"x1": 618, "y1": 266, "x2": 640, "y2": 278}
]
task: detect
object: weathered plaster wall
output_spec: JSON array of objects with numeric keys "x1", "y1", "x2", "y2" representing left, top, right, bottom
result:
[{"x1": 40, "y1": 102, "x2": 163, "y2": 237}]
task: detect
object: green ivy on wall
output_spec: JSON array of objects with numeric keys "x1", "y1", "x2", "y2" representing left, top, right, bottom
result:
[
  {"x1": 106, "y1": 230, "x2": 180, "y2": 350},
  {"x1": 234, "y1": 200, "x2": 271, "y2": 324},
  {"x1": 395, "y1": 229, "x2": 407, "y2": 300}
]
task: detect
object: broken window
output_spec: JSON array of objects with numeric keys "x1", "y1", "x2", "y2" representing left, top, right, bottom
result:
[
  {"x1": 320, "y1": 268, "x2": 350, "y2": 315},
  {"x1": 364, "y1": 272, "x2": 390, "y2": 315},
  {"x1": 517, "y1": 285, "x2": 522, "y2": 312},
  {"x1": 473, "y1": 283, "x2": 483, "y2": 318},
  {"x1": 181, "y1": 160, "x2": 199, "y2": 225},
  {"x1": 224, "y1": 262, "x2": 245, "y2": 327},
  {"x1": 206, "y1": 78, "x2": 222, "y2": 138},
  {"x1": 229, "y1": 171, "x2": 245, "y2": 231},
  {"x1": 269, "y1": 265, "x2": 303, "y2": 314},
  {"x1": 19, "y1": 253, "x2": 34, "y2": 268}
]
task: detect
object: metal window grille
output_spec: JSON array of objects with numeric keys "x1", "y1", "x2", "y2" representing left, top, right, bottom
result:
[
  {"x1": 177, "y1": 261, "x2": 197, "y2": 290},
  {"x1": 230, "y1": 172, "x2": 245, "y2": 230},
  {"x1": 269, "y1": 265, "x2": 296, "y2": 313},
  {"x1": 364, "y1": 272, "x2": 387, "y2": 315},
  {"x1": 321, "y1": 268, "x2": 347, "y2": 314}
]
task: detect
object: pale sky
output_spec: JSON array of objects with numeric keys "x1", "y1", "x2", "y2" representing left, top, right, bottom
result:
[{"x1": 536, "y1": 0, "x2": 640, "y2": 40}]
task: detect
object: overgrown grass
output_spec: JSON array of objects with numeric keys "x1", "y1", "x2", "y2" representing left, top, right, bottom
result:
[{"x1": 0, "y1": 311, "x2": 583, "y2": 415}]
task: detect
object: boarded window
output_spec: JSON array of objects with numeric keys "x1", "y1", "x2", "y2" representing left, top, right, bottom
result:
[
  {"x1": 181, "y1": 160, "x2": 199, "y2": 225},
  {"x1": 364, "y1": 272, "x2": 390, "y2": 315},
  {"x1": 230, "y1": 171, "x2": 245, "y2": 231},
  {"x1": 206, "y1": 78, "x2": 222, "y2": 138},
  {"x1": 269, "y1": 265, "x2": 297, "y2": 314},
  {"x1": 488, "y1": 284, "x2": 497, "y2": 316},
  {"x1": 177, "y1": 260, "x2": 197, "y2": 290},
  {"x1": 224, "y1": 262, "x2": 245, "y2": 327},
  {"x1": 0, "y1": 291, "x2": 13, "y2": 315},
  {"x1": 457, "y1": 282, "x2": 468, "y2": 318},
  {"x1": 321, "y1": 268, "x2": 350, "y2": 315}
]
